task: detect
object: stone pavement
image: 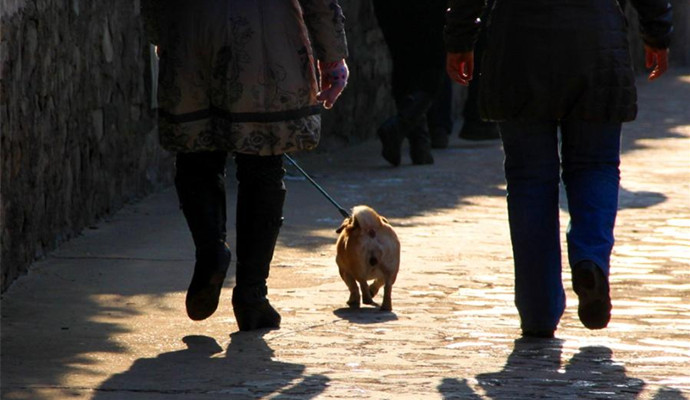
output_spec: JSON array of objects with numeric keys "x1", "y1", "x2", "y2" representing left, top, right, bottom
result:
[{"x1": 2, "y1": 70, "x2": 689, "y2": 400}]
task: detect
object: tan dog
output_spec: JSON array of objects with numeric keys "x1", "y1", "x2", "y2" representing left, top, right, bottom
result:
[{"x1": 335, "y1": 205, "x2": 400, "y2": 311}]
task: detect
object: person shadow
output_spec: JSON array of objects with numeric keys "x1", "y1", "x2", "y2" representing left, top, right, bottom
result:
[
  {"x1": 94, "y1": 333, "x2": 329, "y2": 399},
  {"x1": 559, "y1": 185, "x2": 667, "y2": 213},
  {"x1": 617, "y1": 185, "x2": 667, "y2": 210},
  {"x1": 438, "y1": 338, "x2": 655, "y2": 399}
]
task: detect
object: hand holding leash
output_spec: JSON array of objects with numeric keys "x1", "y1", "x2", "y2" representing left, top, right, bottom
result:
[{"x1": 316, "y1": 59, "x2": 349, "y2": 109}]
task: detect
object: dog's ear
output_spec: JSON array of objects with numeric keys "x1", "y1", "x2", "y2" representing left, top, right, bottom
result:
[
  {"x1": 351, "y1": 216, "x2": 360, "y2": 230},
  {"x1": 335, "y1": 217, "x2": 350, "y2": 233},
  {"x1": 380, "y1": 216, "x2": 389, "y2": 225},
  {"x1": 335, "y1": 215, "x2": 360, "y2": 233}
]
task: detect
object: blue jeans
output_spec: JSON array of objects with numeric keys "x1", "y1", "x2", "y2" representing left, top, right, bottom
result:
[{"x1": 499, "y1": 120, "x2": 621, "y2": 331}]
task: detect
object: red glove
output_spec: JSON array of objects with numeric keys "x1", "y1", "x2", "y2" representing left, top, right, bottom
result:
[
  {"x1": 446, "y1": 52, "x2": 474, "y2": 86},
  {"x1": 316, "y1": 59, "x2": 348, "y2": 109},
  {"x1": 645, "y1": 45, "x2": 669, "y2": 81}
]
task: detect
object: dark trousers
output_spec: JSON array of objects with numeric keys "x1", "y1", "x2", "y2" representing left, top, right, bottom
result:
[
  {"x1": 372, "y1": 0, "x2": 447, "y2": 100},
  {"x1": 499, "y1": 120, "x2": 621, "y2": 331},
  {"x1": 427, "y1": 74, "x2": 454, "y2": 134}
]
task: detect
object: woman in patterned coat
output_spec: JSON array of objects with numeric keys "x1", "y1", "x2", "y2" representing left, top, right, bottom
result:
[{"x1": 142, "y1": 0, "x2": 349, "y2": 331}]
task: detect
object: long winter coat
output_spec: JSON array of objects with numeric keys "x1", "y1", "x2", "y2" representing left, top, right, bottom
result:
[
  {"x1": 444, "y1": 0, "x2": 673, "y2": 122},
  {"x1": 141, "y1": 0, "x2": 348, "y2": 155}
]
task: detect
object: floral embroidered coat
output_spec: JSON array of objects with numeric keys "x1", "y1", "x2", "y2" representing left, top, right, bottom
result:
[{"x1": 141, "y1": 0, "x2": 348, "y2": 155}]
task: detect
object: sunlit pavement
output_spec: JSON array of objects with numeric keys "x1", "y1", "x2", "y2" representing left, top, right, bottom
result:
[{"x1": 2, "y1": 70, "x2": 689, "y2": 399}]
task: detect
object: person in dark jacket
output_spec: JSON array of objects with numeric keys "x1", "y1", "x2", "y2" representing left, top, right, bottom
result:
[
  {"x1": 373, "y1": 0, "x2": 448, "y2": 166},
  {"x1": 445, "y1": 0, "x2": 672, "y2": 338}
]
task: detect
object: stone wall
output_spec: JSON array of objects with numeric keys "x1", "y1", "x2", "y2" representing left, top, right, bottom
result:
[{"x1": 0, "y1": 0, "x2": 174, "y2": 292}]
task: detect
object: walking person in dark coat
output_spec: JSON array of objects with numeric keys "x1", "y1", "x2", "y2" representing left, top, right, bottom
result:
[
  {"x1": 142, "y1": 0, "x2": 349, "y2": 331},
  {"x1": 445, "y1": 0, "x2": 672, "y2": 338},
  {"x1": 373, "y1": 0, "x2": 448, "y2": 166}
]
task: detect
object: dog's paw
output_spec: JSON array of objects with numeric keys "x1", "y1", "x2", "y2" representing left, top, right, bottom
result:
[
  {"x1": 347, "y1": 300, "x2": 361, "y2": 309},
  {"x1": 362, "y1": 298, "x2": 377, "y2": 306}
]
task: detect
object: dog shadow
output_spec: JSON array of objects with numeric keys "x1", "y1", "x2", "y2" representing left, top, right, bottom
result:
[{"x1": 333, "y1": 306, "x2": 398, "y2": 324}]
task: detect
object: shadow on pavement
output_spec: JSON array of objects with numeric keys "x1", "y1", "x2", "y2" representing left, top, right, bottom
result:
[
  {"x1": 439, "y1": 338, "x2": 647, "y2": 399},
  {"x1": 653, "y1": 388, "x2": 689, "y2": 400},
  {"x1": 621, "y1": 73, "x2": 690, "y2": 154},
  {"x1": 617, "y1": 186, "x2": 668, "y2": 209},
  {"x1": 439, "y1": 338, "x2": 689, "y2": 399},
  {"x1": 333, "y1": 307, "x2": 398, "y2": 324},
  {"x1": 93, "y1": 333, "x2": 329, "y2": 399}
]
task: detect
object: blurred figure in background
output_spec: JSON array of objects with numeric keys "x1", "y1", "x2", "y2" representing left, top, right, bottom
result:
[{"x1": 373, "y1": 0, "x2": 448, "y2": 166}]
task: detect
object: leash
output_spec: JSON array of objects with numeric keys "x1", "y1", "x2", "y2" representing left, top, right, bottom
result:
[{"x1": 283, "y1": 154, "x2": 351, "y2": 219}]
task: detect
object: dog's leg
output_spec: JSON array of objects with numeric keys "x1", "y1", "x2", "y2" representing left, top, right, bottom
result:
[
  {"x1": 369, "y1": 278, "x2": 385, "y2": 298},
  {"x1": 380, "y1": 279, "x2": 393, "y2": 311},
  {"x1": 340, "y1": 271, "x2": 361, "y2": 308},
  {"x1": 359, "y1": 279, "x2": 376, "y2": 305}
]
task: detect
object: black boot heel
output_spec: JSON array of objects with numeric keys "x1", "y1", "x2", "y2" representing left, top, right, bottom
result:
[
  {"x1": 233, "y1": 301, "x2": 281, "y2": 331},
  {"x1": 232, "y1": 285, "x2": 281, "y2": 331}
]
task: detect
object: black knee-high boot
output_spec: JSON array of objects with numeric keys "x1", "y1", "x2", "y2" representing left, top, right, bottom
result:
[
  {"x1": 232, "y1": 153, "x2": 285, "y2": 331},
  {"x1": 175, "y1": 152, "x2": 232, "y2": 321}
]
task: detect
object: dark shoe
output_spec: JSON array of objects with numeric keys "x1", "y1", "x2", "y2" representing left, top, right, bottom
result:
[
  {"x1": 185, "y1": 242, "x2": 231, "y2": 321},
  {"x1": 232, "y1": 285, "x2": 281, "y2": 331},
  {"x1": 233, "y1": 302, "x2": 281, "y2": 331},
  {"x1": 409, "y1": 143, "x2": 434, "y2": 165},
  {"x1": 408, "y1": 126, "x2": 434, "y2": 165},
  {"x1": 522, "y1": 329, "x2": 555, "y2": 339},
  {"x1": 459, "y1": 120, "x2": 500, "y2": 141},
  {"x1": 430, "y1": 127, "x2": 450, "y2": 149},
  {"x1": 572, "y1": 261, "x2": 612, "y2": 330},
  {"x1": 377, "y1": 116, "x2": 405, "y2": 166}
]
